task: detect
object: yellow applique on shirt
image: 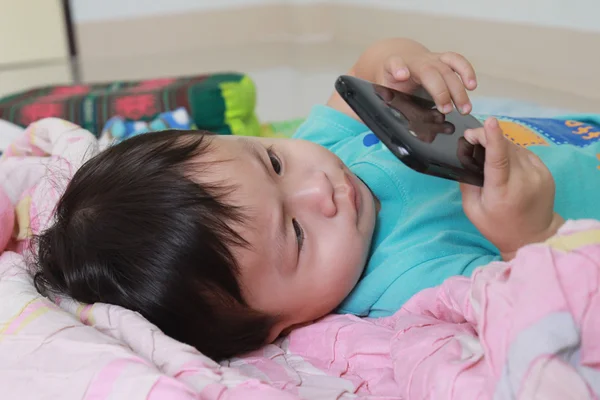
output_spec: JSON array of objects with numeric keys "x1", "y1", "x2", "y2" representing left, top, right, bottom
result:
[{"x1": 498, "y1": 120, "x2": 548, "y2": 147}]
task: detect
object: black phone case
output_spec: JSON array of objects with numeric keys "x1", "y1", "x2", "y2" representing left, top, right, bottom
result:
[{"x1": 335, "y1": 75, "x2": 485, "y2": 187}]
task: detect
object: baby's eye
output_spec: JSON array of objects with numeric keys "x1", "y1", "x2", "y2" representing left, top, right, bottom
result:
[
  {"x1": 292, "y1": 219, "x2": 304, "y2": 253},
  {"x1": 268, "y1": 148, "x2": 282, "y2": 175}
]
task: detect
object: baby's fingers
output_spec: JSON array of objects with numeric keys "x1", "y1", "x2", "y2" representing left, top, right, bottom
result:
[
  {"x1": 418, "y1": 65, "x2": 453, "y2": 114},
  {"x1": 384, "y1": 56, "x2": 411, "y2": 82},
  {"x1": 465, "y1": 118, "x2": 511, "y2": 187},
  {"x1": 435, "y1": 62, "x2": 472, "y2": 114},
  {"x1": 439, "y1": 52, "x2": 477, "y2": 91}
]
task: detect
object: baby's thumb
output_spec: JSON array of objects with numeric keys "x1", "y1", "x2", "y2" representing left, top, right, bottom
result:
[
  {"x1": 385, "y1": 56, "x2": 410, "y2": 81},
  {"x1": 481, "y1": 117, "x2": 510, "y2": 188}
]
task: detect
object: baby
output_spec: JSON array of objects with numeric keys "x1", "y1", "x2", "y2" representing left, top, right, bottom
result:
[{"x1": 33, "y1": 38, "x2": 600, "y2": 360}]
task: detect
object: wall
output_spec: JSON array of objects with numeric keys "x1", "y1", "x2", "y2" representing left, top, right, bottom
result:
[
  {"x1": 73, "y1": 0, "x2": 600, "y2": 32},
  {"x1": 72, "y1": 0, "x2": 320, "y2": 22},
  {"x1": 337, "y1": 0, "x2": 600, "y2": 32},
  {"x1": 0, "y1": 0, "x2": 70, "y2": 97},
  {"x1": 71, "y1": 0, "x2": 600, "y2": 106},
  {"x1": 0, "y1": 0, "x2": 68, "y2": 65}
]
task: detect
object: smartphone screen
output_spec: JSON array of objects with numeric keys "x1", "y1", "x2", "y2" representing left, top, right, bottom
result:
[{"x1": 335, "y1": 75, "x2": 485, "y2": 186}]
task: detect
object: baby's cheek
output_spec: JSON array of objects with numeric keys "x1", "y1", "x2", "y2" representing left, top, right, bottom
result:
[
  {"x1": 324, "y1": 247, "x2": 364, "y2": 292},
  {"x1": 308, "y1": 227, "x2": 368, "y2": 300}
]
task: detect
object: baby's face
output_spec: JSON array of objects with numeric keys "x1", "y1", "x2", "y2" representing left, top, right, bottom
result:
[{"x1": 200, "y1": 135, "x2": 377, "y2": 340}]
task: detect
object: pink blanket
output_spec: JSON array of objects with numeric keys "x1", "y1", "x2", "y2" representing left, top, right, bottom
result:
[{"x1": 0, "y1": 119, "x2": 598, "y2": 399}]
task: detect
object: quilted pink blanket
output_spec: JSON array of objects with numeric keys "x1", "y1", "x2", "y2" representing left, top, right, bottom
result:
[{"x1": 0, "y1": 118, "x2": 598, "y2": 399}]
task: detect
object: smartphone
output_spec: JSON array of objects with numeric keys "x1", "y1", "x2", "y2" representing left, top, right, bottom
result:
[{"x1": 335, "y1": 75, "x2": 485, "y2": 187}]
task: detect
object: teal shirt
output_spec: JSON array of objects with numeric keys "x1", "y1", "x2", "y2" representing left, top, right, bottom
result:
[{"x1": 294, "y1": 105, "x2": 600, "y2": 317}]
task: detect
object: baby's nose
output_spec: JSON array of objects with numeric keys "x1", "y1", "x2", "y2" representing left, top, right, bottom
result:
[{"x1": 289, "y1": 171, "x2": 336, "y2": 218}]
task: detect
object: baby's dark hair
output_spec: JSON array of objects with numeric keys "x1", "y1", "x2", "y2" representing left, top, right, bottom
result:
[{"x1": 33, "y1": 130, "x2": 275, "y2": 360}]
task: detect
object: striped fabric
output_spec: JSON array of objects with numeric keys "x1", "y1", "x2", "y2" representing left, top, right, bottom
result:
[{"x1": 0, "y1": 73, "x2": 260, "y2": 137}]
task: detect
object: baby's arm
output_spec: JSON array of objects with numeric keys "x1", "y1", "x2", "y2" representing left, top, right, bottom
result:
[
  {"x1": 327, "y1": 38, "x2": 478, "y2": 121},
  {"x1": 461, "y1": 118, "x2": 565, "y2": 260}
]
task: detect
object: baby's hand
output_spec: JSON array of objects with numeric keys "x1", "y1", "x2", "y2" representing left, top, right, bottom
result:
[
  {"x1": 460, "y1": 117, "x2": 565, "y2": 260},
  {"x1": 380, "y1": 51, "x2": 477, "y2": 115}
]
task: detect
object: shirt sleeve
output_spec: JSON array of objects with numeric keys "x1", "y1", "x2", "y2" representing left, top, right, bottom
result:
[{"x1": 293, "y1": 105, "x2": 369, "y2": 150}]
